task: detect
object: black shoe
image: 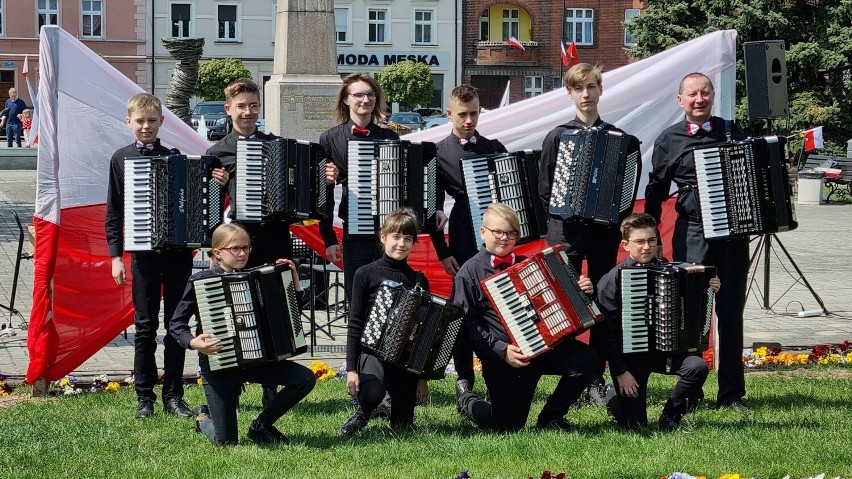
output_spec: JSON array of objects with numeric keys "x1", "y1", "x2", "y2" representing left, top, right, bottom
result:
[
  {"x1": 718, "y1": 400, "x2": 749, "y2": 412},
  {"x1": 261, "y1": 386, "x2": 277, "y2": 409},
  {"x1": 536, "y1": 417, "x2": 573, "y2": 433},
  {"x1": 685, "y1": 391, "x2": 705, "y2": 413},
  {"x1": 372, "y1": 394, "x2": 392, "y2": 420},
  {"x1": 247, "y1": 419, "x2": 289, "y2": 445},
  {"x1": 340, "y1": 410, "x2": 368, "y2": 436},
  {"x1": 658, "y1": 413, "x2": 682, "y2": 432},
  {"x1": 135, "y1": 399, "x2": 155, "y2": 419},
  {"x1": 456, "y1": 379, "x2": 473, "y2": 415},
  {"x1": 193, "y1": 405, "x2": 210, "y2": 432},
  {"x1": 586, "y1": 378, "x2": 608, "y2": 407},
  {"x1": 164, "y1": 397, "x2": 193, "y2": 418}
]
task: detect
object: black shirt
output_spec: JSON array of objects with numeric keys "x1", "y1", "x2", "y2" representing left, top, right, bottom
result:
[
  {"x1": 346, "y1": 254, "x2": 430, "y2": 368},
  {"x1": 318, "y1": 120, "x2": 399, "y2": 248},
  {"x1": 429, "y1": 131, "x2": 507, "y2": 260},
  {"x1": 644, "y1": 116, "x2": 746, "y2": 224},
  {"x1": 104, "y1": 139, "x2": 177, "y2": 258},
  {"x1": 451, "y1": 247, "x2": 526, "y2": 363}
]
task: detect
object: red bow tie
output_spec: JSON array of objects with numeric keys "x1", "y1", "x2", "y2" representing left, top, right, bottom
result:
[
  {"x1": 134, "y1": 140, "x2": 155, "y2": 151},
  {"x1": 458, "y1": 136, "x2": 478, "y2": 147},
  {"x1": 237, "y1": 134, "x2": 256, "y2": 140},
  {"x1": 687, "y1": 121, "x2": 713, "y2": 136},
  {"x1": 352, "y1": 125, "x2": 370, "y2": 136},
  {"x1": 491, "y1": 253, "x2": 515, "y2": 269}
]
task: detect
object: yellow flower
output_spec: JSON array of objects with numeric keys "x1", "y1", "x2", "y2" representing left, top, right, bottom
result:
[
  {"x1": 59, "y1": 378, "x2": 70, "y2": 387},
  {"x1": 197, "y1": 377, "x2": 203, "y2": 386},
  {"x1": 105, "y1": 381, "x2": 120, "y2": 392}
]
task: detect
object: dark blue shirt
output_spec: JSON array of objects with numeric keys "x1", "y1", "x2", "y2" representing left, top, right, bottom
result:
[{"x1": 3, "y1": 98, "x2": 27, "y2": 125}]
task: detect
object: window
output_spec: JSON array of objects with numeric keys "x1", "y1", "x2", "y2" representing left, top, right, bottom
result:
[
  {"x1": 501, "y1": 9, "x2": 519, "y2": 41},
  {"x1": 479, "y1": 9, "x2": 489, "y2": 41},
  {"x1": 335, "y1": 7, "x2": 350, "y2": 43},
  {"x1": 216, "y1": 4, "x2": 239, "y2": 41},
  {"x1": 171, "y1": 3, "x2": 192, "y2": 38},
  {"x1": 624, "y1": 9, "x2": 640, "y2": 46},
  {"x1": 367, "y1": 8, "x2": 388, "y2": 44},
  {"x1": 0, "y1": 0, "x2": 4, "y2": 36},
  {"x1": 413, "y1": 9, "x2": 434, "y2": 44},
  {"x1": 524, "y1": 76, "x2": 544, "y2": 98},
  {"x1": 82, "y1": 0, "x2": 102, "y2": 38},
  {"x1": 565, "y1": 8, "x2": 594, "y2": 46},
  {"x1": 38, "y1": 0, "x2": 59, "y2": 30}
]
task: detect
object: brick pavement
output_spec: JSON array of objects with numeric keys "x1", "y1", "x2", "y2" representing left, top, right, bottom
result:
[{"x1": 1, "y1": 168, "x2": 852, "y2": 385}]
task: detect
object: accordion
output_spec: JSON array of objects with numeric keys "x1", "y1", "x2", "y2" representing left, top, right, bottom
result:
[
  {"x1": 346, "y1": 139, "x2": 438, "y2": 237},
  {"x1": 619, "y1": 262, "x2": 715, "y2": 354},
  {"x1": 461, "y1": 150, "x2": 547, "y2": 246},
  {"x1": 549, "y1": 127, "x2": 641, "y2": 225},
  {"x1": 693, "y1": 135, "x2": 797, "y2": 239},
  {"x1": 123, "y1": 154, "x2": 223, "y2": 251},
  {"x1": 481, "y1": 244, "x2": 602, "y2": 358},
  {"x1": 193, "y1": 263, "x2": 307, "y2": 371},
  {"x1": 235, "y1": 138, "x2": 328, "y2": 222},
  {"x1": 361, "y1": 281, "x2": 463, "y2": 375}
]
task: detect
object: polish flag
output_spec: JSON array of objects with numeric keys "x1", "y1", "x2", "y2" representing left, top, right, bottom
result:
[
  {"x1": 22, "y1": 55, "x2": 39, "y2": 144},
  {"x1": 565, "y1": 41, "x2": 580, "y2": 67},
  {"x1": 803, "y1": 126, "x2": 824, "y2": 151},
  {"x1": 506, "y1": 36, "x2": 526, "y2": 51}
]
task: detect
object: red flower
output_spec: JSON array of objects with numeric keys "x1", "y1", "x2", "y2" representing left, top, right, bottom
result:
[
  {"x1": 556, "y1": 474, "x2": 566, "y2": 479},
  {"x1": 542, "y1": 471, "x2": 553, "y2": 479},
  {"x1": 840, "y1": 340, "x2": 850, "y2": 352},
  {"x1": 769, "y1": 347, "x2": 782, "y2": 356}
]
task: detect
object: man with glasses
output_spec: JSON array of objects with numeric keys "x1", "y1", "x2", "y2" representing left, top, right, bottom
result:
[
  {"x1": 597, "y1": 213, "x2": 718, "y2": 431},
  {"x1": 452, "y1": 203, "x2": 597, "y2": 432}
]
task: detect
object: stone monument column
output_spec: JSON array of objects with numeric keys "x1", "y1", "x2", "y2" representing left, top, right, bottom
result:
[{"x1": 264, "y1": 0, "x2": 342, "y2": 142}]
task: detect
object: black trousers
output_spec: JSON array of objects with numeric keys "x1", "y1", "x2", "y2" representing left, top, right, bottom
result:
[
  {"x1": 672, "y1": 217, "x2": 748, "y2": 405},
  {"x1": 546, "y1": 218, "x2": 621, "y2": 378},
  {"x1": 447, "y1": 233, "x2": 477, "y2": 384},
  {"x1": 131, "y1": 250, "x2": 193, "y2": 402},
  {"x1": 606, "y1": 353, "x2": 708, "y2": 430},
  {"x1": 458, "y1": 339, "x2": 597, "y2": 432},
  {"x1": 197, "y1": 360, "x2": 316, "y2": 446},
  {"x1": 342, "y1": 236, "x2": 382, "y2": 303},
  {"x1": 357, "y1": 353, "x2": 420, "y2": 427}
]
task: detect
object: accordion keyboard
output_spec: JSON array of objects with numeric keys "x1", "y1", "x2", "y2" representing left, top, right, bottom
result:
[
  {"x1": 236, "y1": 140, "x2": 265, "y2": 222},
  {"x1": 124, "y1": 158, "x2": 155, "y2": 251}
]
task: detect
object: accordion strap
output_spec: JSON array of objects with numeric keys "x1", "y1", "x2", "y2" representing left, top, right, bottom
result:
[
  {"x1": 724, "y1": 119, "x2": 733, "y2": 143},
  {"x1": 414, "y1": 271, "x2": 424, "y2": 292}
]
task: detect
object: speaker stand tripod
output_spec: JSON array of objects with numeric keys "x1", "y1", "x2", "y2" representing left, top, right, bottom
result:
[{"x1": 747, "y1": 233, "x2": 829, "y2": 315}]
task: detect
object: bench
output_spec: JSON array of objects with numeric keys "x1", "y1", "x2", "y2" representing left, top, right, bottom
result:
[{"x1": 802, "y1": 155, "x2": 852, "y2": 202}]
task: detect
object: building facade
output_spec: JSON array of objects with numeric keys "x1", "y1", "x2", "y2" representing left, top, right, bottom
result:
[
  {"x1": 463, "y1": 0, "x2": 644, "y2": 108},
  {"x1": 0, "y1": 0, "x2": 146, "y2": 105}
]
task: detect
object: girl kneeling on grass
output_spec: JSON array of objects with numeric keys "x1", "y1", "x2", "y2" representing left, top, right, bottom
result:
[
  {"x1": 340, "y1": 208, "x2": 430, "y2": 435},
  {"x1": 169, "y1": 222, "x2": 316, "y2": 446}
]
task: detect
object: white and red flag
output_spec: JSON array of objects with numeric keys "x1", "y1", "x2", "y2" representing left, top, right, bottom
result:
[
  {"x1": 22, "y1": 54, "x2": 39, "y2": 144},
  {"x1": 803, "y1": 126, "x2": 824, "y2": 151},
  {"x1": 506, "y1": 36, "x2": 526, "y2": 51}
]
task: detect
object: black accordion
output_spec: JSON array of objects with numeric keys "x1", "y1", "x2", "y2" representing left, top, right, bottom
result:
[
  {"x1": 123, "y1": 154, "x2": 223, "y2": 251},
  {"x1": 619, "y1": 262, "x2": 715, "y2": 354},
  {"x1": 693, "y1": 135, "x2": 797, "y2": 239},
  {"x1": 461, "y1": 150, "x2": 547, "y2": 246},
  {"x1": 361, "y1": 281, "x2": 463, "y2": 375},
  {"x1": 235, "y1": 138, "x2": 327, "y2": 222},
  {"x1": 193, "y1": 263, "x2": 307, "y2": 371},
  {"x1": 346, "y1": 139, "x2": 438, "y2": 237},
  {"x1": 549, "y1": 127, "x2": 641, "y2": 225},
  {"x1": 481, "y1": 244, "x2": 602, "y2": 358}
]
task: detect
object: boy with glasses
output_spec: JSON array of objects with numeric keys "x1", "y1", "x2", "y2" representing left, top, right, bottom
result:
[
  {"x1": 452, "y1": 203, "x2": 597, "y2": 432},
  {"x1": 597, "y1": 213, "x2": 718, "y2": 431}
]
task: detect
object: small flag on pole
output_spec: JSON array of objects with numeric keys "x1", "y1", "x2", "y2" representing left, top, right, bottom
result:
[
  {"x1": 23, "y1": 54, "x2": 39, "y2": 145},
  {"x1": 803, "y1": 126, "x2": 824, "y2": 151},
  {"x1": 506, "y1": 36, "x2": 526, "y2": 51},
  {"x1": 565, "y1": 41, "x2": 579, "y2": 67},
  {"x1": 499, "y1": 81, "x2": 511, "y2": 108}
]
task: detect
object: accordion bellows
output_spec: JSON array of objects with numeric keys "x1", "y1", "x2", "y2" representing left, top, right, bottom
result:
[
  {"x1": 361, "y1": 281, "x2": 463, "y2": 375},
  {"x1": 549, "y1": 127, "x2": 641, "y2": 225},
  {"x1": 123, "y1": 154, "x2": 223, "y2": 251},
  {"x1": 194, "y1": 263, "x2": 307, "y2": 371}
]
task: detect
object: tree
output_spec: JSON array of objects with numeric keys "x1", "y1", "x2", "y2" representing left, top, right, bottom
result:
[
  {"x1": 376, "y1": 60, "x2": 434, "y2": 109},
  {"x1": 626, "y1": 0, "x2": 852, "y2": 157},
  {"x1": 194, "y1": 58, "x2": 252, "y2": 102}
]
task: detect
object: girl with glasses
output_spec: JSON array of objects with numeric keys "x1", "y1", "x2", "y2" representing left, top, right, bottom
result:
[{"x1": 169, "y1": 223, "x2": 316, "y2": 446}]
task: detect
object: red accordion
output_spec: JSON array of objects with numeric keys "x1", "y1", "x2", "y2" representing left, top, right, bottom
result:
[{"x1": 481, "y1": 244, "x2": 602, "y2": 358}]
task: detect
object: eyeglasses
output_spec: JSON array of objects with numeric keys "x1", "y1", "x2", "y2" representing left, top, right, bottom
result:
[
  {"x1": 233, "y1": 103, "x2": 260, "y2": 113},
  {"x1": 483, "y1": 226, "x2": 519, "y2": 241},
  {"x1": 350, "y1": 92, "x2": 377, "y2": 101},
  {"x1": 629, "y1": 237, "x2": 659, "y2": 247},
  {"x1": 220, "y1": 245, "x2": 252, "y2": 255}
]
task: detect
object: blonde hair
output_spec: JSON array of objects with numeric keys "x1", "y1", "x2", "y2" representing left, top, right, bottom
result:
[
  {"x1": 211, "y1": 223, "x2": 251, "y2": 250},
  {"x1": 334, "y1": 73, "x2": 389, "y2": 125},
  {"x1": 21, "y1": 109, "x2": 32, "y2": 118},
  {"x1": 482, "y1": 203, "x2": 521, "y2": 234},
  {"x1": 563, "y1": 63, "x2": 603, "y2": 90},
  {"x1": 224, "y1": 77, "x2": 260, "y2": 104},
  {"x1": 379, "y1": 208, "x2": 419, "y2": 242},
  {"x1": 127, "y1": 93, "x2": 163, "y2": 116}
]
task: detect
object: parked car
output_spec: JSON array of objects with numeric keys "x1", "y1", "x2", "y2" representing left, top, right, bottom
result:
[
  {"x1": 388, "y1": 112, "x2": 425, "y2": 133},
  {"x1": 424, "y1": 114, "x2": 450, "y2": 128},
  {"x1": 191, "y1": 101, "x2": 229, "y2": 140}
]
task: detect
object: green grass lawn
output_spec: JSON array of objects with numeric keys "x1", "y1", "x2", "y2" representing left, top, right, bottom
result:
[{"x1": 2, "y1": 370, "x2": 851, "y2": 479}]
